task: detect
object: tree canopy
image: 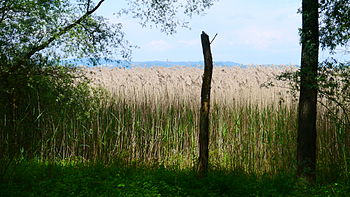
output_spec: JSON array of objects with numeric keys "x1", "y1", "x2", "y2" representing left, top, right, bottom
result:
[
  {"x1": 320, "y1": 0, "x2": 350, "y2": 51},
  {"x1": 0, "y1": 0, "x2": 216, "y2": 66}
]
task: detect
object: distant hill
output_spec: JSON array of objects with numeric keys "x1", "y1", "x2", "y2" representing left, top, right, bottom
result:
[
  {"x1": 62, "y1": 58, "x2": 243, "y2": 68},
  {"x1": 132, "y1": 61, "x2": 242, "y2": 68},
  {"x1": 62, "y1": 58, "x2": 130, "y2": 68}
]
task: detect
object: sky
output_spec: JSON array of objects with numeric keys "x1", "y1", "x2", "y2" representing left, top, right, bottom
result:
[{"x1": 96, "y1": 0, "x2": 303, "y2": 65}]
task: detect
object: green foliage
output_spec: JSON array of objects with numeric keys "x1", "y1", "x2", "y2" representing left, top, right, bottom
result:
[
  {"x1": 122, "y1": 0, "x2": 217, "y2": 34},
  {"x1": 277, "y1": 61, "x2": 350, "y2": 125},
  {"x1": 0, "y1": 0, "x2": 132, "y2": 64},
  {"x1": 318, "y1": 60, "x2": 350, "y2": 120},
  {"x1": 320, "y1": 0, "x2": 350, "y2": 51},
  {"x1": 0, "y1": 59, "x2": 100, "y2": 158},
  {"x1": 1, "y1": 160, "x2": 349, "y2": 196}
]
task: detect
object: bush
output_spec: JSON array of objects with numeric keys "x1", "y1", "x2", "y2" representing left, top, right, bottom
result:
[{"x1": 0, "y1": 57, "x2": 97, "y2": 160}]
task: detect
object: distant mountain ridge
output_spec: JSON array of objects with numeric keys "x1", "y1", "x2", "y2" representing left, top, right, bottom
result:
[
  {"x1": 62, "y1": 58, "x2": 243, "y2": 68},
  {"x1": 133, "y1": 61, "x2": 242, "y2": 68}
]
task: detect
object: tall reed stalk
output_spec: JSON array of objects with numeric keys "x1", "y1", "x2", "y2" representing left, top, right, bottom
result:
[{"x1": 1, "y1": 66, "x2": 349, "y2": 177}]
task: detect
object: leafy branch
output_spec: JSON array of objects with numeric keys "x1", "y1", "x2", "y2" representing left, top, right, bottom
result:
[{"x1": 24, "y1": 0, "x2": 105, "y2": 60}]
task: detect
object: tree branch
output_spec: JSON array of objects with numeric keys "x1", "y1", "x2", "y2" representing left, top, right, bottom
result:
[
  {"x1": 87, "y1": 0, "x2": 91, "y2": 12},
  {"x1": 24, "y1": 0, "x2": 105, "y2": 60}
]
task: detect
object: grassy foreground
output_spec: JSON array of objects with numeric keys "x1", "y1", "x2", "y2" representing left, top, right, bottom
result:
[{"x1": 1, "y1": 160, "x2": 349, "y2": 197}]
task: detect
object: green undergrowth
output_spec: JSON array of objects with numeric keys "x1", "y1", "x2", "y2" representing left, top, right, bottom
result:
[{"x1": 1, "y1": 160, "x2": 349, "y2": 197}]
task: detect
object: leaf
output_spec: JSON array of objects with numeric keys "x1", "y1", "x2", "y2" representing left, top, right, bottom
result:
[{"x1": 116, "y1": 183, "x2": 126, "y2": 188}]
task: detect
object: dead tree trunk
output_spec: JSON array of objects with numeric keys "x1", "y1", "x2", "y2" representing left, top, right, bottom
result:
[{"x1": 198, "y1": 31, "x2": 214, "y2": 177}]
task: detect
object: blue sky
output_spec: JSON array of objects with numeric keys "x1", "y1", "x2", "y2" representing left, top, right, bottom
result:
[{"x1": 96, "y1": 0, "x2": 303, "y2": 65}]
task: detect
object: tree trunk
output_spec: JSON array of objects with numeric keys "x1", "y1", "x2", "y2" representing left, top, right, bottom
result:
[
  {"x1": 297, "y1": 0, "x2": 319, "y2": 183},
  {"x1": 198, "y1": 31, "x2": 214, "y2": 177}
]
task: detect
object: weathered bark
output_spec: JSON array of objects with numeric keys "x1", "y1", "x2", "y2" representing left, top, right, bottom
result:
[
  {"x1": 297, "y1": 0, "x2": 319, "y2": 183},
  {"x1": 198, "y1": 31, "x2": 213, "y2": 177}
]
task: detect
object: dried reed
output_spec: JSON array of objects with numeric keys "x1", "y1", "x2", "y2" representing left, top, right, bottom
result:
[{"x1": 1, "y1": 66, "x2": 348, "y2": 176}]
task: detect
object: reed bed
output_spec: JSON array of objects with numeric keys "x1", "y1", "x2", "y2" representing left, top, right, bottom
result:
[{"x1": 1, "y1": 65, "x2": 349, "y2": 176}]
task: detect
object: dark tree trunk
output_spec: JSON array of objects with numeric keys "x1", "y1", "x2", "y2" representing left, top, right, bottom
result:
[
  {"x1": 297, "y1": 0, "x2": 319, "y2": 183},
  {"x1": 198, "y1": 31, "x2": 213, "y2": 177}
]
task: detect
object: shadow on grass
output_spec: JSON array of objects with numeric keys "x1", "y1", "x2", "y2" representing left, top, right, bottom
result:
[{"x1": 0, "y1": 160, "x2": 349, "y2": 196}]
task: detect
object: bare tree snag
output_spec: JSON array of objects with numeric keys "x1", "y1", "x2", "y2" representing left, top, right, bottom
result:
[{"x1": 198, "y1": 31, "x2": 214, "y2": 177}]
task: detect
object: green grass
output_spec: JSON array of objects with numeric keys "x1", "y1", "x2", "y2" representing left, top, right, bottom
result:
[{"x1": 1, "y1": 160, "x2": 349, "y2": 197}]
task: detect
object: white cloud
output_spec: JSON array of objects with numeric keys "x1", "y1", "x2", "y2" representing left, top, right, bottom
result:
[
  {"x1": 177, "y1": 39, "x2": 200, "y2": 47},
  {"x1": 236, "y1": 27, "x2": 281, "y2": 49},
  {"x1": 231, "y1": 25, "x2": 298, "y2": 50},
  {"x1": 145, "y1": 40, "x2": 173, "y2": 52},
  {"x1": 97, "y1": 0, "x2": 302, "y2": 63}
]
